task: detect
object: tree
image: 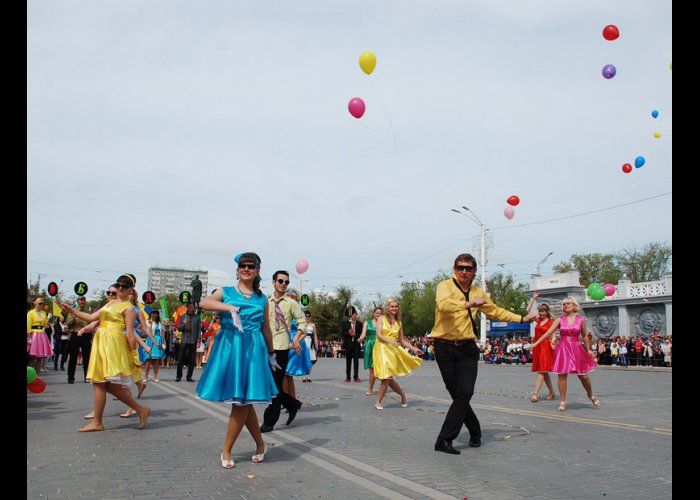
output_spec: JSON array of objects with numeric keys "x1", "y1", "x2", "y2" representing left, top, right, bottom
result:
[
  {"x1": 396, "y1": 273, "x2": 448, "y2": 338},
  {"x1": 552, "y1": 253, "x2": 622, "y2": 287},
  {"x1": 306, "y1": 285, "x2": 356, "y2": 341},
  {"x1": 484, "y1": 272, "x2": 529, "y2": 315},
  {"x1": 616, "y1": 242, "x2": 672, "y2": 282}
]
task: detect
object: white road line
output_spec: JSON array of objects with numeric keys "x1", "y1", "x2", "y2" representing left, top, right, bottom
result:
[{"x1": 156, "y1": 382, "x2": 453, "y2": 499}]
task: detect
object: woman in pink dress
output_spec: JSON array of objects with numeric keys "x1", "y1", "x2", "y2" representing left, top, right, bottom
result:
[
  {"x1": 530, "y1": 297, "x2": 599, "y2": 412},
  {"x1": 529, "y1": 296, "x2": 557, "y2": 402}
]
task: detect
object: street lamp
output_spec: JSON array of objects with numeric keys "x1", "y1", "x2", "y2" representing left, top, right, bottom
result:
[
  {"x1": 451, "y1": 206, "x2": 488, "y2": 347},
  {"x1": 532, "y1": 251, "x2": 554, "y2": 277}
]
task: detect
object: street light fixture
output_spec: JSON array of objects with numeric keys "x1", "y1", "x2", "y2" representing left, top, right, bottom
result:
[
  {"x1": 451, "y1": 206, "x2": 488, "y2": 347},
  {"x1": 533, "y1": 251, "x2": 554, "y2": 277}
]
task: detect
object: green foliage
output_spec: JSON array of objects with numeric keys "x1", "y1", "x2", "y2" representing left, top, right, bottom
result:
[
  {"x1": 616, "y1": 242, "x2": 672, "y2": 282},
  {"x1": 396, "y1": 272, "x2": 449, "y2": 338},
  {"x1": 485, "y1": 272, "x2": 529, "y2": 315},
  {"x1": 306, "y1": 285, "x2": 356, "y2": 341},
  {"x1": 551, "y1": 242, "x2": 671, "y2": 286}
]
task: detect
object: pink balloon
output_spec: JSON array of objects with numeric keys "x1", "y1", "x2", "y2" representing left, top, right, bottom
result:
[
  {"x1": 348, "y1": 98, "x2": 366, "y2": 119},
  {"x1": 295, "y1": 259, "x2": 309, "y2": 275},
  {"x1": 503, "y1": 206, "x2": 515, "y2": 220},
  {"x1": 603, "y1": 284, "x2": 616, "y2": 297}
]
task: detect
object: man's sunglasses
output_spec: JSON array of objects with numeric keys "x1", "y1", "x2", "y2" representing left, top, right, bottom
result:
[
  {"x1": 455, "y1": 265, "x2": 475, "y2": 272},
  {"x1": 276, "y1": 279, "x2": 290, "y2": 285},
  {"x1": 106, "y1": 291, "x2": 117, "y2": 297}
]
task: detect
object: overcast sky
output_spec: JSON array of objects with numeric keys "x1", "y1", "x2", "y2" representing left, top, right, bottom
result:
[{"x1": 27, "y1": 0, "x2": 672, "y2": 302}]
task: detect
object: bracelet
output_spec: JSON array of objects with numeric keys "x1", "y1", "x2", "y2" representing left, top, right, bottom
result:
[{"x1": 268, "y1": 350, "x2": 275, "y2": 355}]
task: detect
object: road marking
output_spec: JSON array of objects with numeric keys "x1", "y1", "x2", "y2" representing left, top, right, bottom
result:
[
  {"x1": 156, "y1": 382, "x2": 453, "y2": 500},
  {"x1": 316, "y1": 380, "x2": 672, "y2": 435}
]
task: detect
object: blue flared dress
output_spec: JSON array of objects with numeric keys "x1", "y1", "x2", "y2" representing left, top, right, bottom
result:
[
  {"x1": 196, "y1": 287, "x2": 278, "y2": 405},
  {"x1": 286, "y1": 320, "x2": 312, "y2": 376},
  {"x1": 145, "y1": 322, "x2": 166, "y2": 360}
]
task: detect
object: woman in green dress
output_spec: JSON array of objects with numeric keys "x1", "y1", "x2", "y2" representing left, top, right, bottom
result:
[{"x1": 358, "y1": 307, "x2": 382, "y2": 395}]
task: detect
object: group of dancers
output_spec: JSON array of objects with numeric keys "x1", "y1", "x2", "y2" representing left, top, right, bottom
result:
[{"x1": 50, "y1": 251, "x2": 600, "y2": 467}]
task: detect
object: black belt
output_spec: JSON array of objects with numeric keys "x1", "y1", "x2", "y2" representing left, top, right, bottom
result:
[
  {"x1": 432, "y1": 337, "x2": 476, "y2": 346},
  {"x1": 31, "y1": 325, "x2": 43, "y2": 329}
]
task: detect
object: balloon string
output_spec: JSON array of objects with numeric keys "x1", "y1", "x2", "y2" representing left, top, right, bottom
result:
[{"x1": 355, "y1": 78, "x2": 396, "y2": 149}]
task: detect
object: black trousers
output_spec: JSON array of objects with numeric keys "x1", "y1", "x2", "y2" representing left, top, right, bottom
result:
[
  {"x1": 177, "y1": 343, "x2": 196, "y2": 380},
  {"x1": 434, "y1": 341, "x2": 481, "y2": 443},
  {"x1": 345, "y1": 342, "x2": 360, "y2": 378},
  {"x1": 263, "y1": 349, "x2": 301, "y2": 427},
  {"x1": 67, "y1": 333, "x2": 92, "y2": 382},
  {"x1": 54, "y1": 339, "x2": 69, "y2": 369}
]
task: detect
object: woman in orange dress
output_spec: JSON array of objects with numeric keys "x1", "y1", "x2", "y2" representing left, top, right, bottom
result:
[{"x1": 202, "y1": 314, "x2": 221, "y2": 364}]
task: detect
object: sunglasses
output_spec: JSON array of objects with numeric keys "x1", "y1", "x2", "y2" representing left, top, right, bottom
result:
[
  {"x1": 106, "y1": 291, "x2": 117, "y2": 296},
  {"x1": 455, "y1": 265, "x2": 475, "y2": 272},
  {"x1": 276, "y1": 279, "x2": 290, "y2": 285},
  {"x1": 238, "y1": 263, "x2": 257, "y2": 270},
  {"x1": 116, "y1": 283, "x2": 131, "y2": 290}
]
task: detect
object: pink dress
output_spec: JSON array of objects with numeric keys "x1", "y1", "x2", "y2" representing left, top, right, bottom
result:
[{"x1": 552, "y1": 315, "x2": 596, "y2": 375}]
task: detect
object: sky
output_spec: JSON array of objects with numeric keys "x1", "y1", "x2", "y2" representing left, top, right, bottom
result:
[{"x1": 27, "y1": 0, "x2": 672, "y2": 302}]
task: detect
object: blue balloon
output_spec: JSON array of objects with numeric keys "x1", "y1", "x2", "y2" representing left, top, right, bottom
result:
[
  {"x1": 651, "y1": 110, "x2": 659, "y2": 118},
  {"x1": 634, "y1": 156, "x2": 645, "y2": 168},
  {"x1": 602, "y1": 64, "x2": 616, "y2": 79},
  {"x1": 234, "y1": 253, "x2": 243, "y2": 263}
]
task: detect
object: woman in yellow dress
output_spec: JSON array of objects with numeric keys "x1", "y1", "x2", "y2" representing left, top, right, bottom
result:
[
  {"x1": 61, "y1": 274, "x2": 151, "y2": 432},
  {"x1": 372, "y1": 299, "x2": 423, "y2": 410},
  {"x1": 27, "y1": 297, "x2": 54, "y2": 372}
]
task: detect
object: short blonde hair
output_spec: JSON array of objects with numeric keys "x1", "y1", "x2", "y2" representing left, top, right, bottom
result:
[{"x1": 562, "y1": 296, "x2": 580, "y2": 312}]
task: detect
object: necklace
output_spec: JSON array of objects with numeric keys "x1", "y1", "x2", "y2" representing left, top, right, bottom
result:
[{"x1": 237, "y1": 285, "x2": 254, "y2": 300}]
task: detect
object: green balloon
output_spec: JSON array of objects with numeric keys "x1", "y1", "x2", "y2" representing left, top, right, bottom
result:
[
  {"x1": 590, "y1": 287, "x2": 606, "y2": 301},
  {"x1": 587, "y1": 283, "x2": 602, "y2": 296},
  {"x1": 27, "y1": 366, "x2": 37, "y2": 384}
]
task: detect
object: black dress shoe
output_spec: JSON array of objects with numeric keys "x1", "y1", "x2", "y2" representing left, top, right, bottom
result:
[
  {"x1": 175, "y1": 378, "x2": 181, "y2": 382},
  {"x1": 434, "y1": 440, "x2": 461, "y2": 454},
  {"x1": 469, "y1": 436, "x2": 482, "y2": 448},
  {"x1": 67, "y1": 379, "x2": 75, "y2": 384},
  {"x1": 186, "y1": 379, "x2": 195, "y2": 382},
  {"x1": 260, "y1": 424, "x2": 274, "y2": 433},
  {"x1": 286, "y1": 402, "x2": 302, "y2": 426}
]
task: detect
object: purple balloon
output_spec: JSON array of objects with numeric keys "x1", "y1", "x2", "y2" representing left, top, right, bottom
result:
[
  {"x1": 602, "y1": 64, "x2": 617, "y2": 79},
  {"x1": 603, "y1": 284, "x2": 616, "y2": 297}
]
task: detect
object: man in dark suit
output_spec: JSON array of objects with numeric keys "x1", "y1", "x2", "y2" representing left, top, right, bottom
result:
[{"x1": 341, "y1": 308, "x2": 362, "y2": 382}]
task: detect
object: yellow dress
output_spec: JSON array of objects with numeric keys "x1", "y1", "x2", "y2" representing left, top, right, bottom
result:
[
  {"x1": 86, "y1": 300, "x2": 138, "y2": 384},
  {"x1": 372, "y1": 316, "x2": 423, "y2": 380}
]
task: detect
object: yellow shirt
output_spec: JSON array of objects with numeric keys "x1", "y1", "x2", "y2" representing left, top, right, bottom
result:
[
  {"x1": 268, "y1": 295, "x2": 307, "y2": 350},
  {"x1": 431, "y1": 276, "x2": 523, "y2": 341},
  {"x1": 27, "y1": 309, "x2": 49, "y2": 334}
]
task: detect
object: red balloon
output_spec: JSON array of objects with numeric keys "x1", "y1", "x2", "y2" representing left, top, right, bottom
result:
[
  {"x1": 348, "y1": 98, "x2": 366, "y2": 119},
  {"x1": 602, "y1": 25, "x2": 619, "y2": 41},
  {"x1": 27, "y1": 377, "x2": 47, "y2": 393},
  {"x1": 622, "y1": 163, "x2": 632, "y2": 174},
  {"x1": 506, "y1": 195, "x2": 520, "y2": 207}
]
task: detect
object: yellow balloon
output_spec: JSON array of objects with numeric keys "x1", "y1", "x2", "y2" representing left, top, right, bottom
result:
[
  {"x1": 359, "y1": 51, "x2": 377, "y2": 75},
  {"x1": 654, "y1": 132, "x2": 661, "y2": 138},
  {"x1": 669, "y1": 60, "x2": 672, "y2": 70}
]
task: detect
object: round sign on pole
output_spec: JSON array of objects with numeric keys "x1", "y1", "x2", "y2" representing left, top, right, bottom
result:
[
  {"x1": 301, "y1": 294, "x2": 310, "y2": 306},
  {"x1": 179, "y1": 291, "x2": 191, "y2": 304},
  {"x1": 74, "y1": 282, "x2": 88, "y2": 296},
  {"x1": 142, "y1": 291, "x2": 156, "y2": 305},
  {"x1": 47, "y1": 282, "x2": 59, "y2": 297}
]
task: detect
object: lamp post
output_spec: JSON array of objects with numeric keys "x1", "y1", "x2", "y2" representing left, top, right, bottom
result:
[
  {"x1": 532, "y1": 251, "x2": 554, "y2": 277},
  {"x1": 451, "y1": 206, "x2": 488, "y2": 347}
]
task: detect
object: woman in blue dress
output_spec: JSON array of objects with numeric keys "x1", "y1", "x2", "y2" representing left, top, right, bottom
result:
[
  {"x1": 284, "y1": 289, "x2": 311, "y2": 394},
  {"x1": 144, "y1": 310, "x2": 166, "y2": 382},
  {"x1": 196, "y1": 252, "x2": 279, "y2": 469}
]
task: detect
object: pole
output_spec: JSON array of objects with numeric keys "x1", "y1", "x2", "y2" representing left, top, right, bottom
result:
[{"x1": 480, "y1": 223, "x2": 487, "y2": 348}]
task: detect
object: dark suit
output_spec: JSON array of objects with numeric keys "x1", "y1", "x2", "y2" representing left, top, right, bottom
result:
[{"x1": 341, "y1": 319, "x2": 363, "y2": 379}]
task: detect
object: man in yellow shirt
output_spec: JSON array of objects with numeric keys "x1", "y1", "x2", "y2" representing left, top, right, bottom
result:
[
  {"x1": 432, "y1": 253, "x2": 536, "y2": 454},
  {"x1": 260, "y1": 270, "x2": 307, "y2": 433}
]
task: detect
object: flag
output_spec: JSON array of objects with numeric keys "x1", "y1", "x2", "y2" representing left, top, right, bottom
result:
[
  {"x1": 159, "y1": 298, "x2": 170, "y2": 320},
  {"x1": 52, "y1": 299, "x2": 64, "y2": 320}
]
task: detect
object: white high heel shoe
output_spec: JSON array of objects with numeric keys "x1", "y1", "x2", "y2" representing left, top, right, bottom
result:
[
  {"x1": 252, "y1": 445, "x2": 267, "y2": 463},
  {"x1": 220, "y1": 452, "x2": 235, "y2": 469}
]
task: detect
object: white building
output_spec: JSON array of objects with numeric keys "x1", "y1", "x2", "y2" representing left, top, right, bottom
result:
[{"x1": 148, "y1": 267, "x2": 208, "y2": 299}]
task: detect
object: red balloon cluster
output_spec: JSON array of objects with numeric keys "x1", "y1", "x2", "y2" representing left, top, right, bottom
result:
[{"x1": 602, "y1": 25, "x2": 619, "y2": 41}]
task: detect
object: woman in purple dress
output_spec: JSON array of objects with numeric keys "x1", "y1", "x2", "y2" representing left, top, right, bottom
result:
[{"x1": 530, "y1": 297, "x2": 600, "y2": 412}]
